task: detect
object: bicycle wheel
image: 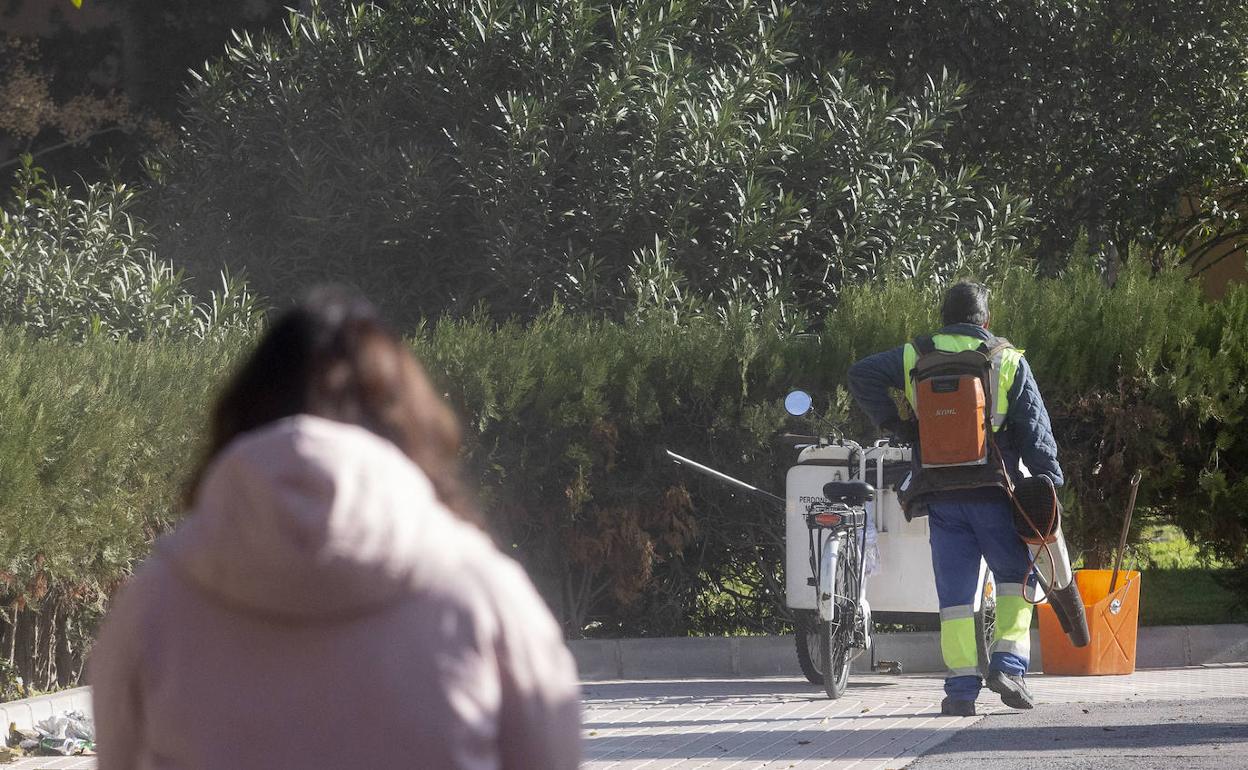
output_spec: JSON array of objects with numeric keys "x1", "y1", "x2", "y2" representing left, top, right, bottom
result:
[
  {"x1": 794, "y1": 610, "x2": 824, "y2": 685},
  {"x1": 821, "y1": 537, "x2": 853, "y2": 699},
  {"x1": 974, "y1": 572, "x2": 997, "y2": 678}
]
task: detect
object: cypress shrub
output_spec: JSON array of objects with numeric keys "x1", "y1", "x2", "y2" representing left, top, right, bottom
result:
[{"x1": 0, "y1": 331, "x2": 241, "y2": 689}]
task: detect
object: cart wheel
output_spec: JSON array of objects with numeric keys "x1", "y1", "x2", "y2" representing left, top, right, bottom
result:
[
  {"x1": 974, "y1": 573, "x2": 997, "y2": 678},
  {"x1": 794, "y1": 610, "x2": 824, "y2": 685}
]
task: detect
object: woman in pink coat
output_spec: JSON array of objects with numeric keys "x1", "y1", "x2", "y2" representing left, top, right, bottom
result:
[{"x1": 89, "y1": 290, "x2": 582, "y2": 769}]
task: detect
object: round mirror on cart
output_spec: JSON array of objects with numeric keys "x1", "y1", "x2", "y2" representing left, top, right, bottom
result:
[{"x1": 785, "y1": 390, "x2": 813, "y2": 417}]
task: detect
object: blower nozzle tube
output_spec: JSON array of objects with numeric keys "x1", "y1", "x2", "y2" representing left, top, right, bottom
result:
[{"x1": 1013, "y1": 477, "x2": 1091, "y2": 648}]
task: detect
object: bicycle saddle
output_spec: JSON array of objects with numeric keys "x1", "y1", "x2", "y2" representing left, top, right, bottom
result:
[{"x1": 822, "y1": 480, "x2": 875, "y2": 505}]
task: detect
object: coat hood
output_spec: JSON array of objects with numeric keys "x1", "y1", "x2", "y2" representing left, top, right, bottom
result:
[{"x1": 160, "y1": 415, "x2": 474, "y2": 621}]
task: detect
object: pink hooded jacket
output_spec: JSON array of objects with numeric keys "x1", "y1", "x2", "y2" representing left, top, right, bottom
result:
[{"x1": 89, "y1": 416, "x2": 582, "y2": 770}]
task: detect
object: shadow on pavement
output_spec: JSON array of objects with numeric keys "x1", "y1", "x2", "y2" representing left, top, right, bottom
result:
[
  {"x1": 585, "y1": 710, "x2": 950, "y2": 730},
  {"x1": 920, "y1": 719, "x2": 1248, "y2": 755},
  {"x1": 586, "y1": 717, "x2": 1248, "y2": 763},
  {"x1": 582, "y1": 678, "x2": 899, "y2": 701},
  {"x1": 585, "y1": 725, "x2": 952, "y2": 761}
]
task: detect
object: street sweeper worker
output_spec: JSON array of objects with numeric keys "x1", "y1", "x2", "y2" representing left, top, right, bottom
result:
[{"x1": 846, "y1": 280, "x2": 1063, "y2": 717}]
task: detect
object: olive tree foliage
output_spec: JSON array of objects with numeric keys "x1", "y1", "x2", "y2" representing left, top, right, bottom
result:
[
  {"x1": 148, "y1": 0, "x2": 1027, "y2": 324},
  {"x1": 802, "y1": 0, "x2": 1248, "y2": 275},
  {"x1": 0, "y1": 159, "x2": 261, "y2": 341}
]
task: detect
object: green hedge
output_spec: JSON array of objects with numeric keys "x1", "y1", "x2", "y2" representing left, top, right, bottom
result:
[
  {"x1": 426, "y1": 264, "x2": 1248, "y2": 637},
  {"x1": 0, "y1": 334, "x2": 235, "y2": 584},
  {"x1": 2, "y1": 265, "x2": 1246, "y2": 689},
  {"x1": 0, "y1": 332, "x2": 240, "y2": 690}
]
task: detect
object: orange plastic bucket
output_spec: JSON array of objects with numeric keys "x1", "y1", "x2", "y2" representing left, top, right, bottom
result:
[{"x1": 1037, "y1": 569, "x2": 1141, "y2": 675}]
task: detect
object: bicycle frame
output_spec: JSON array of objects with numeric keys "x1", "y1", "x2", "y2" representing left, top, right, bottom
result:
[{"x1": 807, "y1": 504, "x2": 870, "y2": 657}]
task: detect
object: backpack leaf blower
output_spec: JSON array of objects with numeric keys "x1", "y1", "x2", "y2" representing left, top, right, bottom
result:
[{"x1": 1011, "y1": 475, "x2": 1089, "y2": 647}]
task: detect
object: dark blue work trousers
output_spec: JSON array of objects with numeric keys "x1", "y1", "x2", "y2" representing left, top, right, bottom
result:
[{"x1": 929, "y1": 494, "x2": 1033, "y2": 701}]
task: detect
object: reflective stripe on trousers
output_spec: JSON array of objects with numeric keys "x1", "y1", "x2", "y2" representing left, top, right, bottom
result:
[
  {"x1": 994, "y1": 582, "x2": 1033, "y2": 660},
  {"x1": 939, "y1": 604, "x2": 980, "y2": 677}
]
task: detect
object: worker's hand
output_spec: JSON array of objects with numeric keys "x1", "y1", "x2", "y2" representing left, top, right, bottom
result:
[{"x1": 881, "y1": 417, "x2": 917, "y2": 443}]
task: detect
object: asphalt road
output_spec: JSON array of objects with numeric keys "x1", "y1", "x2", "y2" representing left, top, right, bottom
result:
[{"x1": 909, "y1": 696, "x2": 1248, "y2": 769}]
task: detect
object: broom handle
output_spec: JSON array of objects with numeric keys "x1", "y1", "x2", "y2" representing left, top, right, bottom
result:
[{"x1": 1109, "y1": 470, "x2": 1143, "y2": 594}]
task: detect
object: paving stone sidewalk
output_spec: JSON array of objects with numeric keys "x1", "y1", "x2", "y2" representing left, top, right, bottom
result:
[
  {"x1": 6, "y1": 665, "x2": 1246, "y2": 769},
  {"x1": 3, "y1": 758, "x2": 94, "y2": 769},
  {"x1": 581, "y1": 664, "x2": 1248, "y2": 770}
]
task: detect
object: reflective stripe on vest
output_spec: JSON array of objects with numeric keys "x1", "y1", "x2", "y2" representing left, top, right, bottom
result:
[{"x1": 903, "y1": 335, "x2": 1023, "y2": 432}]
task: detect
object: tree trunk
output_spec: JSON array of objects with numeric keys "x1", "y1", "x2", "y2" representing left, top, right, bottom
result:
[
  {"x1": 1083, "y1": 218, "x2": 1123, "y2": 286},
  {"x1": 1101, "y1": 232, "x2": 1121, "y2": 287},
  {"x1": 6, "y1": 607, "x2": 16, "y2": 664},
  {"x1": 1114, "y1": 234, "x2": 1131, "y2": 271},
  {"x1": 0, "y1": 604, "x2": 11, "y2": 664},
  {"x1": 36, "y1": 604, "x2": 57, "y2": 690},
  {"x1": 116, "y1": 8, "x2": 147, "y2": 106},
  {"x1": 55, "y1": 607, "x2": 73, "y2": 688},
  {"x1": 1037, "y1": 220, "x2": 1075, "y2": 277},
  {"x1": 32, "y1": 608, "x2": 49, "y2": 691},
  {"x1": 13, "y1": 610, "x2": 35, "y2": 688}
]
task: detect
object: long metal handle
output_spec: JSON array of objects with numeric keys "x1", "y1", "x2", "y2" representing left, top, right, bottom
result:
[
  {"x1": 1108, "y1": 470, "x2": 1143, "y2": 594},
  {"x1": 663, "y1": 449, "x2": 785, "y2": 509}
]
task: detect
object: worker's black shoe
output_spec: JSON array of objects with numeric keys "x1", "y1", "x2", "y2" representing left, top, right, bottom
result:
[
  {"x1": 986, "y1": 670, "x2": 1035, "y2": 710},
  {"x1": 940, "y1": 697, "x2": 976, "y2": 717}
]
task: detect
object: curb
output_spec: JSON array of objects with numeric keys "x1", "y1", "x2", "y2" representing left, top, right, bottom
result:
[
  {"x1": 569, "y1": 623, "x2": 1248, "y2": 680},
  {"x1": 5, "y1": 626, "x2": 1244, "y2": 718},
  {"x1": 0, "y1": 687, "x2": 92, "y2": 733}
]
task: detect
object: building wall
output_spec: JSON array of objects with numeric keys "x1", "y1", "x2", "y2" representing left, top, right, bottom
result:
[{"x1": 1193, "y1": 245, "x2": 1248, "y2": 299}]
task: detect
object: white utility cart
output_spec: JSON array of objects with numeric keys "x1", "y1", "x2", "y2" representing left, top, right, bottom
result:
[
  {"x1": 664, "y1": 430, "x2": 996, "y2": 689},
  {"x1": 785, "y1": 439, "x2": 994, "y2": 683}
]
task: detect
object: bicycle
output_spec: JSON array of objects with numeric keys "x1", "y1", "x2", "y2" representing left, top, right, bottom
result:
[{"x1": 803, "y1": 479, "x2": 874, "y2": 698}]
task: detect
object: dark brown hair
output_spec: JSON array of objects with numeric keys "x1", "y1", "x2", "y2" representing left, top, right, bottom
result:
[{"x1": 186, "y1": 287, "x2": 477, "y2": 522}]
